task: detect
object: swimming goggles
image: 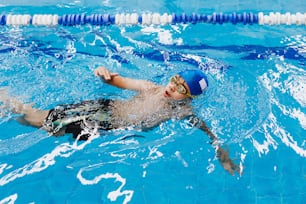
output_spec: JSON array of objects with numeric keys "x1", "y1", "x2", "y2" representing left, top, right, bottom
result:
[{"x1": 170, "y1": 75, "x2": 194, "y2": 98}]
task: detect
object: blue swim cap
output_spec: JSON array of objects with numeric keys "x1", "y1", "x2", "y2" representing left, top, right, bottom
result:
[{"x1": 178, "y1": 69, "x2": 208, "y2": 96}]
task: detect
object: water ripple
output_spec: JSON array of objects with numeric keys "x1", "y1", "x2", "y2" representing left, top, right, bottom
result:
[{"x1": 77, "y1": 166, "x2": 134, "y2": 204}]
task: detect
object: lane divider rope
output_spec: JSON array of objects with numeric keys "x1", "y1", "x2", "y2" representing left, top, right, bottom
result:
[{"x1": 0, "y1": 12, "x2": 305, "y2": 26}]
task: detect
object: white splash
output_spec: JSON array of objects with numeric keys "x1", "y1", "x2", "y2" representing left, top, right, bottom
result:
[
  {"x1": 175, "y1": 151, "x2": 188, "y2": 167},
  {"x1": 257, "y1": 61, "x2": 306, "y2": 157},
  {"x1": 147, "y1": 146, "x2": 163, "y2": 160},
  {"x1": 0, "y1": 164, "x2": 10, "y2": 175},
  {"x1": 265, "y1": 113, "x2": 306, "y2": 157},
  {"x1": 141, "y1": 26, "x2": 182, "y2": 45},
  {"x1": 77, "y1": 169, "x2": 133, "y2": 204},
  {"x1": 142, "y1": 170, "x2": 146, "y2": 178},
  {"x1": 273, "y1": 97, "x2": 306, "y2": 130},
  {"x1": 282, "y1": 35, "x2": 306, "y2": 55},
  {"x1": 252, "y1": 118, "x2": 278, "y2": 156},
  {"x1": 0, "y1": 143, "x2": 73, "y2": 186},
  {"x1": 0, "y1": 193, "x2": 17, "y2": 204},
  {"x1": 206, "y1": 158, "x2": 215, "y2": 174},
  {"x1": 284, "y1": 66, "x2": 306, "y2": 107},
  {"x1": 0, "y1": 131, "x2": 99, "y2": 186},
  {"x1": 291, "y1": 109, "x2": 306, "y2": 130}
]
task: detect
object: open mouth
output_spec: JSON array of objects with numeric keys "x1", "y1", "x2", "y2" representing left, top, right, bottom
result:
[{"x1": 164, "y1": 90, "x2": 170, "y2": 97}]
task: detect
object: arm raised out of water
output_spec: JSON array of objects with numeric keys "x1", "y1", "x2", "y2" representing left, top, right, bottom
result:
[
  {"x1": 94, "y1": 66, "x2": 157, "y2": 91},
  {"x1": 188, "y1": 116, "x2": 241, "y2": 176}
]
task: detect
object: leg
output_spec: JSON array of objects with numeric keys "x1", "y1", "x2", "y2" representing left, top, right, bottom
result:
[
  {"x1": 0, "y1": 89, "x2": 49, "y2": 128},
  {"x1": 19, "y1": 108, "x2": 49, "y2": 128}
]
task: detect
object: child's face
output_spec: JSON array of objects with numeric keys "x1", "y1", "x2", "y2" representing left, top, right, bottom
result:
[{"x1": 164, "y1": 75, "x2": 192, "y2": 100}]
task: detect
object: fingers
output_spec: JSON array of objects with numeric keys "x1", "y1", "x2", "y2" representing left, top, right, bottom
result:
[
  {"x1": 94, "y1": 66, "x2": 107, "y2": 77},
  {"x1": 94, "y1": 67, "x2": 118, "y2": 81}
]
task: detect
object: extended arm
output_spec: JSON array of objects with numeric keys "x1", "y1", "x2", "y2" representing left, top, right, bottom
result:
[
  {"x1": 94, "y1": 66, "x2": 157, "y2": 91},
  {"x1": 189, "y1": 116, "x2": 240, "y2": 175}
]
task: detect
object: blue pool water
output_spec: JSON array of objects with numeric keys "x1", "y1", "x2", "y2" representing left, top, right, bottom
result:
[{"x1": 0, "y1": 1, "x2": 305, "y2": 203}]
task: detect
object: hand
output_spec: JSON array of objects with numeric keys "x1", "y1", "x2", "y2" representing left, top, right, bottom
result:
[
  {"x1": 94, "y1": 66, "x2": 119, "y2": 81},
  {"x1": 216, "y1": 146, "x2": 240, "y2": 176}
]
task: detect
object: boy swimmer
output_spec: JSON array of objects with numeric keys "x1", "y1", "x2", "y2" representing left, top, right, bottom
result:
[{"x1": 0, "y1": 66, "x2": 240, "y2": 175}]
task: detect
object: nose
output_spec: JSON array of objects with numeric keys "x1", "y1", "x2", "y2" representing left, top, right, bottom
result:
[{"x1": 169, "y1": 84, "x2": 176, "y2": 92}]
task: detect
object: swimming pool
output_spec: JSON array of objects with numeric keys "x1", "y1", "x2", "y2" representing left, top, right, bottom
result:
[{"x1": 0, "y1": 0, "x2": 305, "y2": 203}]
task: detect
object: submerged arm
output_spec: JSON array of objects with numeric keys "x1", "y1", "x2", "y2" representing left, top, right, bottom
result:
[
  {"x1": 189, "y1": 116, "x2": 240, "y2": 175},
  {"x1": 94, "y1": 66, "x2": 157, "y2": 91}
]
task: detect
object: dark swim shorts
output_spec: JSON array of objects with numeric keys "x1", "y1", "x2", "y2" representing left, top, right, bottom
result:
[{"x1": 43, "y1": 99, "x2": 113, "y2": 140}]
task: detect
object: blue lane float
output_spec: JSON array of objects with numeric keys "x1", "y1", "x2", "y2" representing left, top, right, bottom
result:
[{"x1": 1, "y1": 12, "x2": 306, "y2": 26}]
